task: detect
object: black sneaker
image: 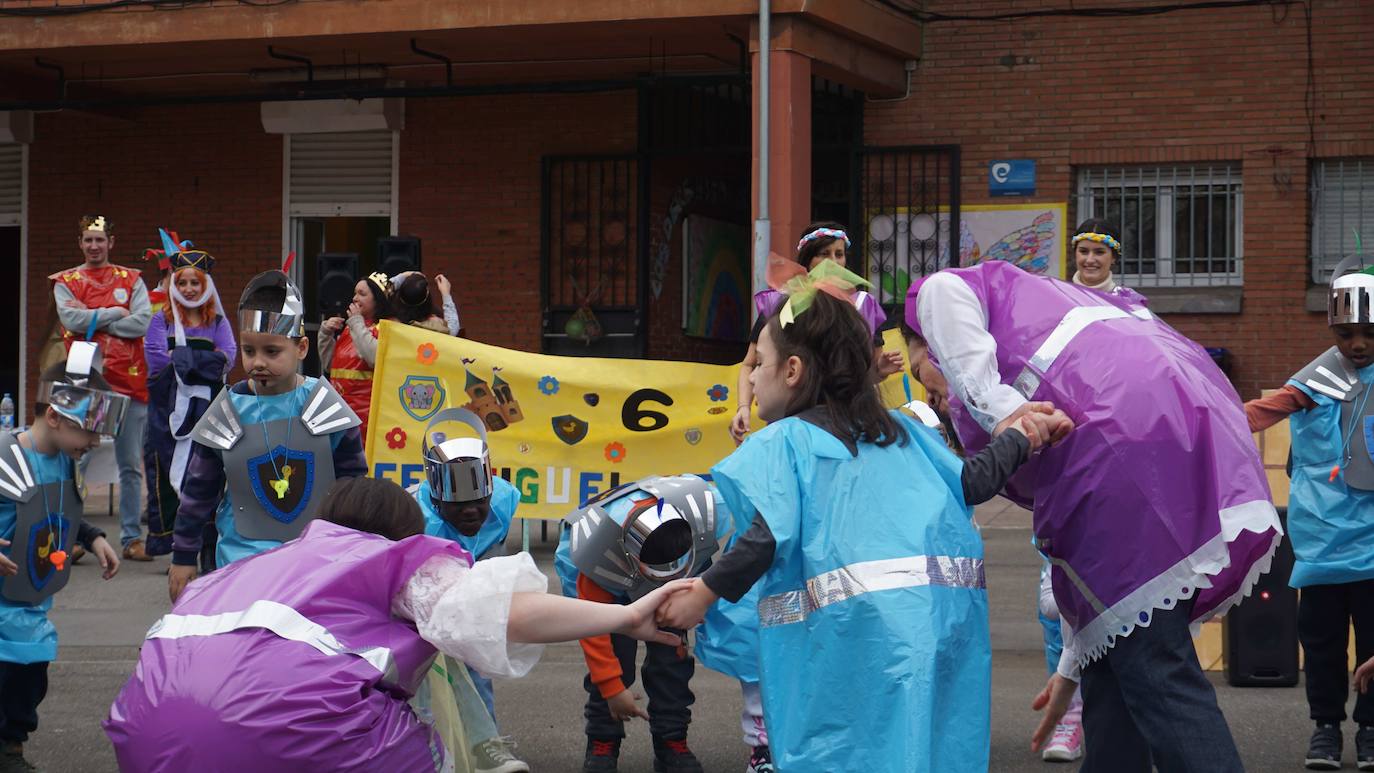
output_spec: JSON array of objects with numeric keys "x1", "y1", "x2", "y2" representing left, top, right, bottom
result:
[
  {"x1": 1358, "y1": 725, "x2": 1374, "y2": 771},
  {"x1": 0, "y1": 745, "x2": 38, "y2": 773},
  {"x1": 747, "y1": 744, "x2": 775, "y2": 773},
  {"x1": 1308, "y1": 723, "x2": 1343, "y2": 770},
  {"x1": 652, "y1": 736, "x2": 704, "y2": 773},
  {"x1": 582, "y1": 737, "x2": 620, "y2": 773}
]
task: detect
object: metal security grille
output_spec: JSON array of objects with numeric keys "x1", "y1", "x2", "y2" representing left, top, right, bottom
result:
[
  {"x1": 288, "y1": 130, "x2": 395, "y2": 217},
  {"x1": 851, "y1": 146, "x2": 961, "y2": 311},
  {"x1": 1311, "y1": 159, "x2": 1374, "y2": 283},
  {"x1": 1076, "y1": 165, "x2": 1243, "y2": 288},
  {"x1": 645, "y1": 78, "x2": 750, "y2": 155},
  {"x1": 0, "y1": 144, "x2": 21, "y2": 226},
  {"x1": 541, "y1": 155, "x2": 643, "y2": 357}
]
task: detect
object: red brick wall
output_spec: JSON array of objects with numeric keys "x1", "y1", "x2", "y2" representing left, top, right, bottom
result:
[
  {"x1": 397, "y1": 91, "x2": 638, "y2": 354},
  {"x1": 24, "y1": 103, "x2": 283, "y2": 408},
  {"x1": 865, "y1": 0, "x2": 1374, "y2": 398}
]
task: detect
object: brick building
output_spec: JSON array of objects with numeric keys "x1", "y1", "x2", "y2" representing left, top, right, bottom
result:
[{"x1": 0, "y1": 0, "x2": 1369, "y2": 412}]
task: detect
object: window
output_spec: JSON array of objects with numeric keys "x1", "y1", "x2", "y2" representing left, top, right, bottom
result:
[
  {"x1": 1311, "y1": 159, "x2": 1374, "y2": 283},
  {"x1": 1076, "y1": 165, "x2": 1243, "y2": 288}
]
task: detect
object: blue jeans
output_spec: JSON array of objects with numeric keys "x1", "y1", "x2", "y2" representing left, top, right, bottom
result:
[
  {"x1": 115, "y1": 401, "x2": 148, "y2": 547},
  {"x1": 1079, "y1": 598, "x2": 1242, "y2": 773},
  {"x1": 466, "y1": 664, "x2": 496, "y2": 728}
]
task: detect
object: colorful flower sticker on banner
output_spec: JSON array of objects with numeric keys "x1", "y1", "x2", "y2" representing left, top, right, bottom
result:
[
  {"x1": 707, "y1": 384, "x2": 729, "y2": 402},
  {"x1": 604, "y1": 442, "x2": 627, "y2": 463},
  {"x1": 417, "y1": 343, "x2": 438, "y2": 365},
  {"x1": 538, "y1": 376, "x2": 560, "y2": 396},
  {"x1": 386, "y1": 427, "x2": 407, "y2": 450}
]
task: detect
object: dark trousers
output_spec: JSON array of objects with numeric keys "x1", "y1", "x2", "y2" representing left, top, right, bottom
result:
[
  {"x1": 583, "y1": 633, "x2": 694, "y2": 741},
  {"x1": 1080, "y1": 599, "x2": 1243, "y2": 773},
  {"x1": 1300, "y1": 579, "x2": 1374, "y2": 725},
  {"x1": 0, "y1": 661, "x2": 48, "y2": 745}
]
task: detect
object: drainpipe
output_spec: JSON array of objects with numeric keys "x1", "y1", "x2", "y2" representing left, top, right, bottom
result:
[{"x1": 752, "y1": 0, "x2": 770, "y2": 306}]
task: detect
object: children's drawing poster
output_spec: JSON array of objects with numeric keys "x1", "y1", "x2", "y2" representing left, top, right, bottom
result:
[
  {"x1": 862, "y1": 202, "x2": 1068, "y2": 306},
  {"x1": 368, "y1": 321, "x2": 918, "y2": 519},
  {"x1": 681, "y1": 215, "x2": 750, "y2": 342}
]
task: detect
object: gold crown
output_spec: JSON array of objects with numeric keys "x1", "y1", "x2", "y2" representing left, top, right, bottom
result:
[
  {"x1": 367, "y1": 271, "x2": 394, "y2": 296},
  {"x1": 81, "y1": 215, "x2": 109, "y2": 234}
]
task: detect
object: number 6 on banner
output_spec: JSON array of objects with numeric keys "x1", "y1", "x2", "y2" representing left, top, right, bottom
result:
[{"x1": 622, "y1": 389, "x2": 674, "y2": 432}]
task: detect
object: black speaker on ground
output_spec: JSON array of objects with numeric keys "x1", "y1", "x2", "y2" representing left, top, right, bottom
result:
[
  {"x1": 1224, "y1": 506, "x2": 1299, "y2": 687},
  {"x1": 377, "y1": 235, "x2": 421, "y2": 277},
  {"x1": 317, "y1": 252, "x2": 358, "y2": 320}
]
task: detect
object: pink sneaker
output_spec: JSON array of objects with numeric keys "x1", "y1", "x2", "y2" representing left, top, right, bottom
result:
[{"x1": 1042, "y1": 717, "x2": 1084, "y2": 762}]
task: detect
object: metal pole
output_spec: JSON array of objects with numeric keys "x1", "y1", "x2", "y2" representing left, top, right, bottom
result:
[{"x1": 752, "y1": 0, "x2": 771, "y2": 305}]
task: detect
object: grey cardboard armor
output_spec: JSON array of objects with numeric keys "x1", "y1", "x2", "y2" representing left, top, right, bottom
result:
[
  {"x1": 192, "y1": 379, "x2": 361, "y2": 542},
  {"x1": 1291, "y1": 347, "x2": 1374, "y2": 491},
  {"x1": 0, "y1": 433, "x2": 81, "y2": 604},
  {"x1": 565, "y1": 474, "x2": 719, "y2": 601}
]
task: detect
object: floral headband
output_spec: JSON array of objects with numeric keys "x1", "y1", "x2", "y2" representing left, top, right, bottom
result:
[
  {"x1": 1071, "y1": 232, "x2": 1122, "y2": 252},
  {"x1": 797, "y1": 227, "x2": 851, "y2": 253},
  {"x1": 768, "y1": 256, "x2": 870, "y2": 327}
]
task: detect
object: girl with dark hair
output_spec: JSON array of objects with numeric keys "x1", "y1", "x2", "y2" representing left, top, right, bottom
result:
[
  {"x1": 107, "y1": 474, "x2": 688, "y2": 772},
  {"x1": 1070, "y1": 217, "x2": 1147, "y2": 305},
  {"x1": 661, "y1": 264, "x2": 1059, "y2": 771},
  {"x1": 391, "y1": 272, "x2": 461, "y2": 336},
  {"x1": 319, "y1": 272, "x2": 397, "y2": 440},
  {"x1": 730, "y1": 221, "x2": 903, "y2": 444}
]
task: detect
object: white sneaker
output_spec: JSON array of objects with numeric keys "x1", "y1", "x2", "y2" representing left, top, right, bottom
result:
[
  {"x1": 1042, "y1": 719, "x2": 1084, "y2": 762},
  {"x1": 472, "y1": 737, "x2": 529, "y2": 773}
]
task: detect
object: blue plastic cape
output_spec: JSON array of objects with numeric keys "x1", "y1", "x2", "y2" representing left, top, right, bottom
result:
[
  {"x1": 0, "y1": 446, "x2": 71, "y2": 663},
  {"x1": 710, "y1": 412, "x2": 990, "y2": 772},
  {"x1": 693, "y1": 490, "x2": 762, "y2": 684},
  {"x1": 417, "y1": 477, "x2": 519, "y2": 561},
  {"x1": 1288, "y1": 367, "x2": 1374, "y2": 587}
]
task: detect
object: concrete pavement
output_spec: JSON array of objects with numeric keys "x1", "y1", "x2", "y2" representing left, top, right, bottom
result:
[{"x1": 24, "y1": 495, "x2": 1316, "y2": 772}]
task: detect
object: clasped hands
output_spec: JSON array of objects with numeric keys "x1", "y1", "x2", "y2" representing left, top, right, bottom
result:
[{"x1": 995, "y1": 401, "x2": 1074, "y2": 452}]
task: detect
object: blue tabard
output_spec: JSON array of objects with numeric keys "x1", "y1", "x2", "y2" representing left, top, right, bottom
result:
[
  {"x1": 0, "y1": 442, "x2": 76, "y2": 663},
  {"x1": 710, "y1": 411, "x2": 990, "y2": 773}
]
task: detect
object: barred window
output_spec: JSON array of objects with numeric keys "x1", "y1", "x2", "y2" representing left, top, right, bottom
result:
[
  {"x1": 1311, "y1": 159, "x2": 1374, "y2": 283},
  {"x1": 1076, "y1": 165, "x2": 1243, "y2": 288}
]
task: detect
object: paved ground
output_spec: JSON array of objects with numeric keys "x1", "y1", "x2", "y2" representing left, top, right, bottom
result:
[{"x1": 26, "y1": 494, "x2": 1320, "y2": 772}]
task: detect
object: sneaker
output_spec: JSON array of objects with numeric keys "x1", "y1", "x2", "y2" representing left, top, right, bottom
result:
[
  {"x1": 0, "y1": 745, "x2": 38, "y2": 773},
  {"x1": 69, "y1": 544, "x2": 85, "y2": 565},
  {"x1": 652, "y1": 736, "x2": 703, "y2": 773},
  {"x1": 1358, "y1": 725, "x2": 1374, "y2": 770},
  {"x1": 472, "y1": 737, "x2": 528, "y2": 773},
  {"x1": 122, "y1": 539, "x2": 153, "y2": 562},
  {"x1": 746, "y1": 744, "x2": 774, "y2": 773},
  {"x1": 1308, "y1": 723, "x2": 1343, "y2": 770},
  {"x1": 582, "y1": 737, "x2": 620, "y2": 773},
  {"x1": 1042, "y1": 717, "x2": 1084, "y2": 762}
]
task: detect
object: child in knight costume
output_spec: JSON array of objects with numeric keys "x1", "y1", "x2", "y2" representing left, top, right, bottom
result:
[
  {"x1": 143, "y1": 229, "x2": 235, "y2": 567},
  {"x1": 553, "y1": 474, "x2": 719, "y2": 773},
  {"x1": 0, "y1": 348, "x2": 125, "y2": 772},
  {"x1": 411, "y1": 407, "x2": 528, "y2": 773},
  {"x1": 167, "y1": 270, "x2": 367, "y2": 602},
  {"x1": 1246, "y1": 252, "x2": 1374, "y2": 770}
]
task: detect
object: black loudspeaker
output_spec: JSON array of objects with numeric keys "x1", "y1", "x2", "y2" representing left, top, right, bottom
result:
[
  {"x1": 317, "y1": 252, "x2": 358, "y2": 320},
  {"x1": 377, "y1": 235, "x2": 421, "y2": 277},
  {"x1": 1224, "y1": 507, "x2": 1299, "y2": 687}
]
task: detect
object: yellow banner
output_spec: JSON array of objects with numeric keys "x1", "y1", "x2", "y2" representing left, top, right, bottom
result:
[{"x1": 367, "y1": 321, "x2": 923, "y2": 519}]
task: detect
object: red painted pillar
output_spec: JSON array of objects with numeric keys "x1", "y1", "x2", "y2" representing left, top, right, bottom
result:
[{"x1": 752, "y1": 48, "x2": 812, "y2": 291}]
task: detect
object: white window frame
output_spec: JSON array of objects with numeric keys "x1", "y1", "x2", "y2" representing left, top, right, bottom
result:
[
  {"x1": 1076, "y1": 165, "x2": 1244, "y2": 288},
  {"x1": 1311, "y1": 158, "x2": 1374, "y2": 284}
]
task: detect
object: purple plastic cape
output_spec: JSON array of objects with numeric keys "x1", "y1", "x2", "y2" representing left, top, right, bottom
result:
[
  {"x1": 905, "y1": 261, "x2": 1279, "y2": 666},
  {"x1": 753, "y1": 287, "x2": 889, "y2": 336},
  {"x1": 104, "y1": 520, "x2": 472, "y2": 772}
]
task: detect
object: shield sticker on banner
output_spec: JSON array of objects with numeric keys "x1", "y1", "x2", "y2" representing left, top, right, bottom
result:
[
  {"x1": 399, "y1": 375, "x2": 447, "y2": 422},
  {"x1": 26, "y1": 516, "x2": 68, "y2": 591},
  {"x1": 246, "y1": 445, "x2": 317, "y2": 524},
  {"x1": 552, "y1": 414, "x2": 590, "y2": 446}
]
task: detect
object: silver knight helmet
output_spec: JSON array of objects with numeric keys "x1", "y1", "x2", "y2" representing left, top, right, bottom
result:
[
  {"x1": 422, "y1": 407, "x2": 494, "y2": 505},
  {"x1": 35, "y1": 341, "x2": 130, "y2": 436},
  {"x1": 238, "y1": 269, "x2": 305, "y2": 337},
  {"x1": 1330, "y1": 252, "x2": 1374, "y2": 326},
  {"x1": 566, "y1": 474, "x2": 719, "y2": 597}
]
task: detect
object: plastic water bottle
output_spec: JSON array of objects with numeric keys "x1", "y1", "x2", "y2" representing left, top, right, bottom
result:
[{"x1": 0, "y1": 394, "x2": 13, "y2": 431}]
